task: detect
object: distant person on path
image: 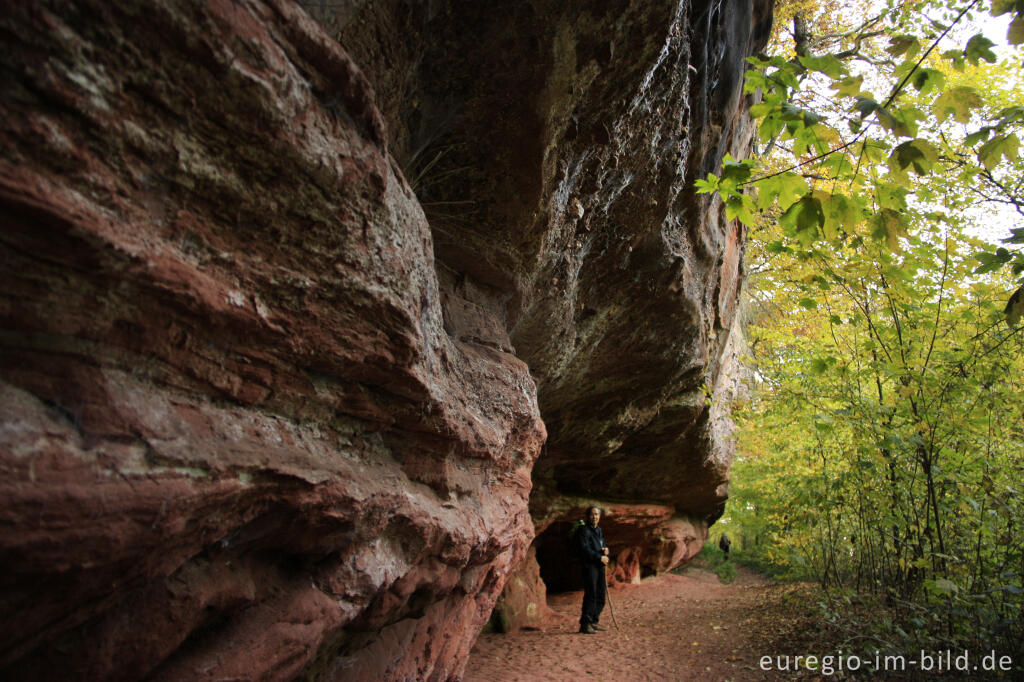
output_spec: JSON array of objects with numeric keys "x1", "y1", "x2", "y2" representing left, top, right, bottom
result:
[
  {"x1": 574, "y1": 505, "x2": 609, "y2": 634},
  {"x1": 719, "y1": 532, "x2": 731, "y2": 559}
]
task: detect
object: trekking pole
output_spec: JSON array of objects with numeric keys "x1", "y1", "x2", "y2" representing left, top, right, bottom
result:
[{"x1": 605, "y1": 574, "x2": 619, "y2": 630}]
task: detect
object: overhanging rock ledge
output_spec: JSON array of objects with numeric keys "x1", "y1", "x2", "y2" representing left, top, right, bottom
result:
[{"x1": 0, "y1": 0, "x2": 770, "y2": 677}]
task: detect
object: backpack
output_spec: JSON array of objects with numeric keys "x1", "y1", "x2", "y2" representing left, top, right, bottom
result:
[{"x1": 567, "y1": 519, "x2": 586, "y2": 563}]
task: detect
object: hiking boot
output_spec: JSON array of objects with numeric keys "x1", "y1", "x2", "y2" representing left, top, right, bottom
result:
[
  {"x1": 590, "y1": 624, "x2": 607, "y2": 631},
  {"x1": 578, "y1": 624, "x2": 596, "y2": 634}
]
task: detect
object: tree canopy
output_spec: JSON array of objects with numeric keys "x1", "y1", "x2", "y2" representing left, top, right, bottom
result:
[
  {"x1": 699, "y1": 0, "x2": 1024, "y2": 321},
  {"x1": 705, "y1": 0, "x2": 1024, "y2": 660}
]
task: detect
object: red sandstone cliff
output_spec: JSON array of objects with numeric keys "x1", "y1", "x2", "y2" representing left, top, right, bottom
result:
[{"x1": 0, "y1": 0, "x2": 769, "y2": 678}]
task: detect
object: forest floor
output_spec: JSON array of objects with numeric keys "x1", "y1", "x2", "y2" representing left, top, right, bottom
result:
[{"x1": 461, "y1": 562, "x2": 991, "y2": 681}]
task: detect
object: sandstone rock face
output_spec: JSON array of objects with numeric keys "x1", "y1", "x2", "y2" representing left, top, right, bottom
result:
[
  {"x1": 487, "y1": 545, "x2": 550, "y2": 633},
  {"x1": 316, "y1": 0, "x2": 769, "y2": 591},
  {"x1": 1, "y1": 2, "x2": 542, "y2": 679},
  {"x1": 1, "y1": 0, "x2": 768, "y2": 678},
  {"x1": 508, "y1": 0, "x2": 769, "y2": 524}
]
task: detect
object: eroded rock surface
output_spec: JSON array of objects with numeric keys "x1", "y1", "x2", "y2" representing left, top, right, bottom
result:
[
  {"x1": 487, "y1": 545, "x2": 551, "y2": 633},
  {"x1": 314, "y1": 0, "x2": 768, "y2": 588},
  {"x1": 1, "y1": 0, "x2": 768, "y2": 677},
  {"x1": 1, "y1": 2, "x2": 541, "y2": 679}
]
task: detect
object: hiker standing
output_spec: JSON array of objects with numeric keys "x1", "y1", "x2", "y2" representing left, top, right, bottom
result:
[
  {"x1": 719, "y1": 532, "x2": 731, "y2": 559},
  {"x1": 575, "y1": 505, "x2": 609, "y2": 634}
]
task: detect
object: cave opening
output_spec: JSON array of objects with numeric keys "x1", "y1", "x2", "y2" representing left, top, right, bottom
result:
[{"x1": 533, "y1": 521, "x2": 583, "y2": 594}]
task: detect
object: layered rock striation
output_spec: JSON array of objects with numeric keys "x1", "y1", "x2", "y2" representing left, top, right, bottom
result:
[
  {"x1": 321, "y1": 0, "x2": 769, "y2": 605},
  {"x1": 0, "y1": 2, "x2": 542, "y2": 679},
  {"x1": 1, "y1": 0, "x2": 768, "y2": 677}
]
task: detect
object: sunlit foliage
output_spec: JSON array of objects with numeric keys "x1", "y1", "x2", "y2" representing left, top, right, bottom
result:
[{"x1": 707, "y1": 0, "x2": 1024, "y2": 658}]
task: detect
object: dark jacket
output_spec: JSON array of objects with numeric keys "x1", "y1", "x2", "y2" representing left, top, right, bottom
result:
[{"x1": 575, "y1": 523, "x2": 607, "y2": 567}]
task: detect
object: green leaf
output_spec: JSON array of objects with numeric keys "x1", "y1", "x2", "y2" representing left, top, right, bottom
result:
[
  {"x1": 822, "y1": 153, "x2": 855, "y2": 178},
  {"x1": 809, "y1": 274, "x2": 831, "y2": 290},
  {"x1": 695, "y1": 174, "x2": 719, "y2": 194},
  {"x1": 725, "y1": 194, "x2": 755, "y2": 225},
  {"x1": 974, "y1": 248, "x2": 1013, "y2": 274},
  {"x1": 996, "y1": 105, "x2": 1024, "y2": 127},
  {"x1": 911, "y1": 68, "x2": 945, "y2": 94},
  {"x1": 941, "y1": 48, "x2": 966, "y2": 71},
  {"x1": 891, "y1": 139, "x2": 940, "y2": 175},
  {"x1": 778, "y1": 102, "x2": 822, "y2": 127},
  {"x1": 991, "y1": 0, "x2": 1021, "y2": 15},
  {"x1": 876, "y1": 183, "x2": 907, "y2": 211},
  {"x1": 802, "y1": 109, "x2": 825, "y2": 127},
  {"x1": 765, "y1": 240, "x2": 789, "y2": 254},
  {"x1": 744, "y1": 70, "x2": 768, "y2": 95},
  {"x1": 791, "y1": 123, "x2": 831, "y2": 157},
  {"x1": 780, "y1": 196, "x2": 825, "y2": 247},
  {"x1": 777, "y1": 103, "x2": 801, "y2": 122},
  {"x1": 1009, "y1": 13, "x2": 1024, "y2": 44},
  {"x1": 721, "y1": 156, "x2": 754, "y2": 183},
  {"x1": 965, "y1": 127, "x2": 992, "y2": 147},
  {"x1": 1008, "y1": 286, "x2": 1024, "y2": 326},
  {"x1": 754, "y1": 172, "x2": 808, "y2": 211},
  {"x1": 933, "y1": 86, "x2": 983, "y2": 124},
  {"x1": 1005, "y1": 227, "x2": 1024, "y2": 245},
  {"x1": 833, "y1": 75, "x2": 865, "y2": 98},
  {"x1": 977, "y1": 133, "x2": 1020, "y2": 170},
  {"x1": 965, "y1": 34, "x2": 998, "y2": 65},
  {"x1": 819, "y1": 192, "x2": 861, "y2": 240},
  {"x1": 798, "y1": 54, "x2": 847, "y2": 79},
  {"x1": 893, "y1": 58, "x2": 917, "y2": 82},
  {"x1": 800, "y1": 298, "x2": 819, "y2": 310},
  {"x1": 871, "y1": 208, "x2": 907, "y2": 251},
  {"x1": 853, "y1": 97, "x2": 878, "y2": 118},
  {"x1": 759, "y1": 116, "x2": 785, "y2": 142},
  {"x1": 768, "y1": 64, "x2": 800, "y2": 91},
  {"x1": 876, "y1": 106, "x2": 918, "y2": 138},
  {"x1": 886, "y1": 35, "x2": 919, "y2": 57}
]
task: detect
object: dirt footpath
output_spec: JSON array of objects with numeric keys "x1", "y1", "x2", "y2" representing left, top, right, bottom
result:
[{"x1": 463, "y1": 567, "x2": 789, "y2": 681}]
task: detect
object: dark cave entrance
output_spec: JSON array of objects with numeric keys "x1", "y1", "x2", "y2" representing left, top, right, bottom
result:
[
  {"x1": 533, "y1": 521, "x2": 583, "y2": 594},
  {"x1": 534, "y1": 514, "x2": 663, "y2": 593}
]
